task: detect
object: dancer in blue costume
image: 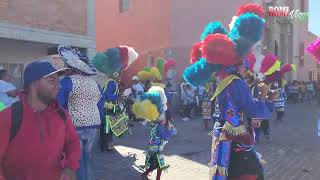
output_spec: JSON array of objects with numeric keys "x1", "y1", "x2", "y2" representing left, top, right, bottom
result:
[
  {"x1": 92, "y1": 46, "x2": 139, "y2": 151},
  {"x1": 183, "y1": 3, "x2": 277, "y2": 180},
  {"x1": 132, "y1": 86, "x2": 175, "y2": 180},
  {"x1": 98, "y1": 73, "x2": 123, "y2": 151}
]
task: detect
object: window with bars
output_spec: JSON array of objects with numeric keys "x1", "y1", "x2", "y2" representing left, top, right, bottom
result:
[
  {"x1": 119, "y1": 0, "x2": 130, "y2": 13},
  {"x1": 299, "y1": 42, "x2": 304, "y2": 66},
  {"x1": 147, "y1": 55, "x2": 155, "y2": 67},
  {"x1": 0, "y1": 63, "x2": 24, "y2": 88},
  {"x1": 274, "y1": 40, "x2": 279, "y2": 57},
  {"x1": 309, "y1": 70, "x2": 313, "y2": 81}
]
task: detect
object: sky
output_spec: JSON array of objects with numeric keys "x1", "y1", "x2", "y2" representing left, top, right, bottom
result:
[{"x1": 308, "y1": 0, "x2": 320, "y2": 37}]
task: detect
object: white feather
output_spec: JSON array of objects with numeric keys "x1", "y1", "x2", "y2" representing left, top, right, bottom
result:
[
  {"x1": 229, "y1": 16, "x2": 238, "y2": 30},
  {"x1": 148, "y1": 86, "x2": 167, "y2": 111},
  {"x1": 122, "y1": 46, "x2": 139, "y2": 69}
]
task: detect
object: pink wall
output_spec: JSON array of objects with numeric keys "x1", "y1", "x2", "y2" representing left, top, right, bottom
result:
[{"x1": 96, "y1": 0, "x2": 171, "y2": 85}]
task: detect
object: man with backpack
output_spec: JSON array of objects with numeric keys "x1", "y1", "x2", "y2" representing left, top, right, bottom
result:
[{"x1": 0, "y1": 60, "x2": 80, "y2": 180}]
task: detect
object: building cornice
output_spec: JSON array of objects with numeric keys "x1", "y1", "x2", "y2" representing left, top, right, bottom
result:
[{"x1": 0, "y1": 22, "x2": 96, "y2": 49}]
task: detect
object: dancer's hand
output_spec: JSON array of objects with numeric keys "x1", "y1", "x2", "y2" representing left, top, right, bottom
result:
[
  {"x1": 60, "y1": 168, "x2": 76, "y2": 180},
  {"x1": 252, "y1": 119, "x2": 262, "y2": 128},
  {"x1": 258, "y1": 83, "x2": 270, "y2": 100},
  {"x1": 267, "y1": 91, "x2": 279, "y2": 101}
]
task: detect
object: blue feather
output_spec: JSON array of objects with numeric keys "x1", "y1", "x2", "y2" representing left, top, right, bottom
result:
[
  {"x1": 183, "y1": 58, "x2": 222, "y2": 87},
  {"x1": 200, "y1": 21, "x2": 228, "y2": 41},
  {"x1": 141, "y1": 92, "x2": 164, "y2": 113},
  {"x1": 229, "y1": 13, "x2": 265, "y2": 58}
]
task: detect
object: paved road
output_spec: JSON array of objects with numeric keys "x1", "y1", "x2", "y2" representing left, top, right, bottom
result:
[{"x1": 91, "y1": 102, "x2": 320, "y2": 180}]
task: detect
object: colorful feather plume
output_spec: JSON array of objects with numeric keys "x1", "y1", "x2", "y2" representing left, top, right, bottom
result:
[
  {"x1": 236, "y1": 4, "x2": 265, "y2": 18},
  {"x1": 164, "y1": 58, "x2": 177, "y2": 76},
  {"x1": 202, "y1": 34, "x2": 239, "y2": 65},
  {"x1": 148, "y1": 86, "x2": 168, "y2": 112},
  {"x1": 200, "y1": 21, "x2": 228, "y2": 41},
  {"x1": 144, "y1": 67, "x2": 151, "y2": 71},
  {"x1": 132, "y1": 86, "x2": 167, "y2": 121},
  {"x1": 137, "y1": 71, "x2": 152, "y2": 81},
  {"x1": 229, "y1": 13, "x2": 265, "y2": 58},
  {"x1": 156, "y1": 57, "x2": 165, "y2": 76},
  {"x1": 306, "y1": 39, "x2": 320, "y2": 62},
  {"x1": 264, "y1": 71, "x2": 281, "y2": 84},
  {"x1": 132, "y1": 100, "x2": 160, "y2": 121},
  {"x1": 247, "y1": 52, "x2": 256, "y2": 70},
  {"x1": 190, "y1": 42, "x2": 202, "y2": 64},
  {"x1": 183, "y1": 58, "x2": 222, "y2": 87},
  {"x1": 125, "y1": 46, "x2": 139, "y2": 68},
  {"x1": 92, "y1": 48, "x2": 121, "y2": 76},
  {"x1": 92, "y1": 46, "x2": 138, "y2": 75},
  {"x1": 137, "y1": 67, "x2": 162, "y2": 81},
  {"x1": 260, "y1": 53, "x2": 277, "y2": 73},
  {"x1": 183, "y1": 3, "x2": 265, "y2": 82},
  {"x1": 280, "y1": 63, "x2": 296, "y2": 75},
  {"x1": 264, "y1": 63, "x2": 296, "y2": 83},
  {"x1": 264, "y1": 60, "x2": 281, "y2": 76},
  {"x1": 150, "y1": 67, "x2": 162, "y2": 80},
  {"x1": 118, "y1": 46, "x2": 129, "y2": 69}
]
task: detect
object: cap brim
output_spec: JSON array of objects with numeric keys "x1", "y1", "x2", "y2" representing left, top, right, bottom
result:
[{"x1": 43, "y1": 68, "x2": 69, "y2": 78}]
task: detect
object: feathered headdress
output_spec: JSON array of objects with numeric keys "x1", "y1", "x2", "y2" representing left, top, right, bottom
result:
[
  {"x1": 264, "y1": 63, "x2": 296, "y2": 83},
  {"x1": 306, "y1": 39, "x2": 320, "y2": 63},
  {"x1": 190, "y1": 42, "x2": 203, "y2": 64},
  {"x1": 183, "y1": 3, "x2": 265, "y2": 87},
  {"x1": 132, "y1": 86, "x2": 167, "y2": 121},
  {"x1": 137, "y1": 66, "x2": 162, "y2": 81},
  {"x1": 248, "y1": 51, "x2": 281, "y2": 80},
  {"x1": 156, "y1": 57, "x2": 165, "y2": 76},
  {"x1": 92, "y1": 46, "x2": 138, "y2": 76},
  {"x1": 164, "y1": 58, "x2": 176, "y2": 76}
]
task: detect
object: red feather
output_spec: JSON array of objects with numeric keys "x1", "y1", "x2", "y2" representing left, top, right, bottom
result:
[
  {"x1": 164, "y1": 58, "x2": 176, "y2": 75},
  {"x1": 202, "y1": 34, "x2": 239, "y2": 66},
  {"x1": 280, "y1": 64, "x2": 292, "y2": 76},
  {"x1": 236, "y1": 4, "x2": 265, "y2": 18},
  {"x1": 118, "y1": 46, "x2": 129, "y2": 69},
  {"x1": 190, "y1": 42, "x2": 202, "y2": 64},
  {"x1": 260, "y1": 53, "x2": 277, "y2": 73},
  {"x1": 247, "y1": 52, "x2": 256, "y2": 71}
]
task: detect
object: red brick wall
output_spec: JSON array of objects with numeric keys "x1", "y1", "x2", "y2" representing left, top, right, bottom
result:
[{"x1": 0, "y1": 0, "x2": 87, "y2": 35}]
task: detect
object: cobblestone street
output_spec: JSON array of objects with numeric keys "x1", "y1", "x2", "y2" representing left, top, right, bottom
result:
[{"x1": 92, "y1": 102, "x2": 320, "y2": 180}]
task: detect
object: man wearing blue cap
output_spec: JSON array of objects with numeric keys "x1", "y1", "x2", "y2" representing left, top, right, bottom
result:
[{"x1": 0, "y1": 59, "x2": 80, "y2": 180}]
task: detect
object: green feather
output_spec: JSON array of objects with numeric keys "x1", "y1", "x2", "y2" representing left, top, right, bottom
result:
[
  {"x1": 144, "y1": 66, "x2": 151, "y2": 72},
  {"x1": 156, "y1": 57, "x2": 165, "y2": 76}
]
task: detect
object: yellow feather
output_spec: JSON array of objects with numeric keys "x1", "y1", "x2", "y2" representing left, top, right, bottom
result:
[
  {"x1": 132, "y1": 100, "x2": 160, "y2": 121},
  {"x1": 264, "y1": 60, "x2": 281, "y2": 76}
]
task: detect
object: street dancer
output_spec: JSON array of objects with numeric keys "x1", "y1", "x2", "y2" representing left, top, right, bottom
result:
[
  {"x1": 132, "y1": 86, "x2": 174, "y2": 180},
  {"x1": 183, "y1": 3, "x2": 276, "y2": 180},
  {"x1": 247, "y1": 42, "x2": 282, "y2": 142},
  {"x1": 92, "y1": 46, "x2": 139, "y2": 151}
]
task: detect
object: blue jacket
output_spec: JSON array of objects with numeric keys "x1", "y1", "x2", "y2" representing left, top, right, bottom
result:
[{"x1": 215, "y1": 79, "x2": 274, "y2": 122}]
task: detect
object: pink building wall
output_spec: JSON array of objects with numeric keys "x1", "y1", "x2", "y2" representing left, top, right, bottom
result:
[{"x1": 96, "y1": 0, "x2": 170, "y2": 85}]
